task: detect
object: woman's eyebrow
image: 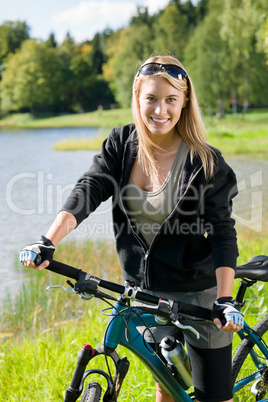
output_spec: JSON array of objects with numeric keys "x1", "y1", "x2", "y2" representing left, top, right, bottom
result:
[{"x1": 144, "y1": 93, "x2": 180, "y2": 97}]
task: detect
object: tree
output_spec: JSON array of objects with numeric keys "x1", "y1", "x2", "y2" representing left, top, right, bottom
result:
[
  {"x1": 184, "y1": 1, "x2": 230, "y2": 115},
  {"x1": 220, "y1": 0, "x2": 268, "y2": 112},
  {"x1": 130, "y1": 6, "x2": 155, "y2": 27},
  {"x1": 194, "y1": 0, "x2": 210, "y2": 22},
  {"x1": 171, "y1": 0, "x2": 196, "y2": 26},
  {"x1": 88, "y1": 33, "x2": 106, "y2": 75},
  {"x1": 1, "y1": 39, "x2": 63, "y2": 113},
  {"x1": 152, "y1": 4, "x2": 189, "y2": 59},
  {"x1": 58, "y1": 36, "x2": 114, "y2": 112},
  {"x1": 103, "y1": 25, "x2": 155, "y2": 107},
  {"x1": 46, "y1": 33, "x2": 57, "y2": 48},
  {"x1": 184, "y1": 0, "x2": 268, "y2": 114},
  {"x1": 0, "y1": 21, "x2": 30, "y2": 65},
  {"x1": 55, "y1": 33, "x2": 80, "y2": 112}
]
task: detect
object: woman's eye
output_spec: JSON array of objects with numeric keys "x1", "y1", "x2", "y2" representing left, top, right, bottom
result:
[{"x1": 147, "y1": 97, "x2": 156, "y2": 101}]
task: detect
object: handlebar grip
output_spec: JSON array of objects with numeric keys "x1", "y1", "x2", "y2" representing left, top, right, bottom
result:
[
  {"x1": 46, "y1": 260, "x2": 86, "y2": 281},
  {"x1": 178, "y1": 302, "x2": 212, "y2": 321}
]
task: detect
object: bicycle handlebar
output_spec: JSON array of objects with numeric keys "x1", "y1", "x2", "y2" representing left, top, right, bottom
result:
[
  {"x1": 47, "y1": 260, "x2": 212, "y2": 321},
  {"x1": 46, "y1": 260, "x2": 85, "y2": 281}
]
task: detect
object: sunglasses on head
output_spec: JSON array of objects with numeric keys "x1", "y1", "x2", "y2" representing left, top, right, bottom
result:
[{"x1": 138, "y1": 62, "x2": 188, "y2": 80}]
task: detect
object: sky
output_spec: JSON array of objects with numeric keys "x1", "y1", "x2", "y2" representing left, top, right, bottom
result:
[{"x1": 0, "y1": 0, "x2": 173, "y2": 43}]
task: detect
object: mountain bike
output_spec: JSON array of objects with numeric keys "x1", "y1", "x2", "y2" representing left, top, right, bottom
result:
[{"x1": 44, "y1": 255, "x2": 268, "y2": 402}]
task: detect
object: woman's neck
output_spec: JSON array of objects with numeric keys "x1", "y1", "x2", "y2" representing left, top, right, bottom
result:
[{"x1": 151, "y1": 130, "x2": 182, "y2": 154}]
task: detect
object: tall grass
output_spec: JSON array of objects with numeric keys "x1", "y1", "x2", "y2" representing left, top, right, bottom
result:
[{"x1": 0, "y1": 231, "x2": 267, "y2": 401}]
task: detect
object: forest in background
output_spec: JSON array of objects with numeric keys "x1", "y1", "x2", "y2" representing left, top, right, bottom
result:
[{"x1": 0, "y1": 0, "x2": 267, "y2": 116}]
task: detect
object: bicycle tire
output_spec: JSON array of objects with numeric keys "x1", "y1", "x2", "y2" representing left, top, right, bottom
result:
[
  {"x1": 80, "y1": 382, "x2": 102, "y2": 402},
  {"x1": 232, "y1": 314, "x2": 268, "y2": 401}
]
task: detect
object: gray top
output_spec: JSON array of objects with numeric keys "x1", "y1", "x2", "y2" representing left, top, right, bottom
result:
[{"x1": 126, "y1": 140, "x2": 189, "y2": 245}]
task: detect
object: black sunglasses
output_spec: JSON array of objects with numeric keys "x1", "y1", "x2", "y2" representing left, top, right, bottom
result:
[{"x1": 138, "y1": 62, "x2": 188, "y2": 80}]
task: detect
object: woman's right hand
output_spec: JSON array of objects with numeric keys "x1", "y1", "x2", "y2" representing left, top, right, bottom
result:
[{"x1": 20, "y1": 236, "x2": 55, "y2": 271}]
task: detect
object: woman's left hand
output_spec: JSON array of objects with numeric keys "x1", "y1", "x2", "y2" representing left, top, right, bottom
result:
[
  {"x1": 213, "y1": 317, "x2": 243, "y2": 332},
  {"x1": 211, "y1": 296, "x2": 244, "y2": 332}
]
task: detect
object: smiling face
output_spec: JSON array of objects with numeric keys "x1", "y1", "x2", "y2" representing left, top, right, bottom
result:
[{"x1": 138, "y1": 76, "x2": 185, "y2": 142}]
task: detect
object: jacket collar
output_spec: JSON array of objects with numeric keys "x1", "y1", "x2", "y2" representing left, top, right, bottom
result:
[{"x1": 121, "y1": 130, "x2": 203, "y2": 193}]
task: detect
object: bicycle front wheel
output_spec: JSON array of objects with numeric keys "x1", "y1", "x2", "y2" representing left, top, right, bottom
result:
[
  {"x1": 232, "y1": 314, "x2": 268, "y2": 401},
  {"x1": 80, "y1": 382, "x2": 102, "y2": 402}
]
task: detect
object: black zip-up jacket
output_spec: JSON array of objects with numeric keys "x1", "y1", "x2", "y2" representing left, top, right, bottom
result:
[{"x1": 61, "y1": 124, "x2": 238, "y2": 292}]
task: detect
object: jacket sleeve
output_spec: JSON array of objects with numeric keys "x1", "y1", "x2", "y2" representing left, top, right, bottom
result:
[
  {"x1": 203, "y1": 154, "x2": 239, "y2": 270},
  {"x1": 60, "y1": 125, "x2": 129, "y2": 226}
]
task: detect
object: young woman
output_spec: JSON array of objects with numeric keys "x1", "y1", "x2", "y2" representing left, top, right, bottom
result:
[{"x1": 21, "y1": 55, "x2": 243, "y2": 402}]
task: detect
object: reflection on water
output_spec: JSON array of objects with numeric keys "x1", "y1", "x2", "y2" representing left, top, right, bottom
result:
[{"x1": 0, "y1": 127, "x2": 267, "y2": 300}]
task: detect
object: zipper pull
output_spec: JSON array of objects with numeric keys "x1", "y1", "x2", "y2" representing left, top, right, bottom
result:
[{"x1": 144, "y1": 250, "x2": 149, "y2": 261}]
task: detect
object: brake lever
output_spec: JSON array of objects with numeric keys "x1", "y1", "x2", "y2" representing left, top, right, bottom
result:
[
  {"x1": 46, "y1": 284, "x2": 94, "y2": 300},
  {"x1": 172, "y1": 319, "x2": 200, "y2": 339},
  {"x1": 46, "y1": 284, "x2": 76, "y2": 294}
]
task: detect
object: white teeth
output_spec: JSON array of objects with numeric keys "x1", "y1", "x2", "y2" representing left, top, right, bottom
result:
[{"x1": 151, "y1": 117, "x2": 169, "y2": 123}]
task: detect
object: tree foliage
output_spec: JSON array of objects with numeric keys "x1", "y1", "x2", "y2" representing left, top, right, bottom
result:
[
  {"x1": 219, "y1": 0, "x2": 268, "y2": 111},
  {"x1": 184, "y1": 1, "x2": 229, "y2": 113},
  {"x1": 1, "y1": 39, "x2": 63, "y2": 113},
  {"x1": 0, "y1": 21, "x2": 30, "y2": 64},
  {"x1": 0, "y1": 0, "x2": 267, "y2": 115},
  {"x1": 185, "y1": 0, "x2": 268, "y2": 113}
]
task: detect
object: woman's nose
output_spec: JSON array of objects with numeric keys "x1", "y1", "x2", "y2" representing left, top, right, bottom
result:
[{"x1": 154, "y1": 101, "x2": 167, "y2": 115}]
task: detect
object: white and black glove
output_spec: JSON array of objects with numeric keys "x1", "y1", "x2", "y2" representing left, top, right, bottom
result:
[
  {"x1": 211, "y1": 296, "x2": 244, "y2": 327},
  {"x1": 20, "y1": 236, "x2": 55, "y2": 266}
]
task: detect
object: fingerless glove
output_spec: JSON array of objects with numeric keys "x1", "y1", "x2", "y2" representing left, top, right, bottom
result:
[
  {"x1": 211, "y1": 296, "x2": 244, "y2": 327},
  {"x1": 20, "y1": 236, "x2": 55, "y2": 265}
]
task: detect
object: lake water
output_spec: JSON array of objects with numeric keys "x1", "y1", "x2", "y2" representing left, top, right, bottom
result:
[{"x1": 0, "y1": 126, "x2": 267, "y2": 301}]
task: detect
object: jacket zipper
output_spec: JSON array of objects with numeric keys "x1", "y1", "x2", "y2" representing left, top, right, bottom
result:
[
  {"x1": 120, "y1": 135, "x2": 202, "y2": 290},
  {"x1": 119, "y1": 141, "x2": 148, "y2": 255},
  {"x1": 143, "y1": 165, "x2": 203, "y2": 289}
]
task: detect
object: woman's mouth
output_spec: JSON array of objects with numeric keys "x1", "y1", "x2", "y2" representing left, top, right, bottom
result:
[{"x1": 151, "y1": 117, "x2": 169, "y2": 125}]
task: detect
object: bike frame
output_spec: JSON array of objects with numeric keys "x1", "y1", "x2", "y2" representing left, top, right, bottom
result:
[
  {"x1": 65, "y1": 300, "x2": 268, "y2": 402},
  {"x1": 64, "y1": 299, "x2": 194, "y2": 402},
  {"x1": 103, "y1": 303, "x2": 268, "y2": 401},
  {"x1": 232, "y1": 278, "x2": 268, "y2": 399},
  {"x1": 44, "y1": 258, "x2": 268, "y2": 402},
  {"x1": 102, "y1": 301, "x2": 193, "y2": 401},
  {"x1": 233, "y1": 322, "x2": 268, "y2": 395}
]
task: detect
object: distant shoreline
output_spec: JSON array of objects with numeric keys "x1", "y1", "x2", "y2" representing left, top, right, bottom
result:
[
  {"x1": 0, "y1": 109, "x2": 133, "y2": 129},
  {"x1": 1, "y1": 109, "x2": 268, "y2": 158}
]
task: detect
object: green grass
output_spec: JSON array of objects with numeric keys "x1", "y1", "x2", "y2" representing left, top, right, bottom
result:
[
  {"x1": 52, "y1": 110, "x2": 268, "y2": 157},
  {"x1": 0, "y1": 108, "x2": 133, "y2": 129},
  {"x1": 206, "y1": 111, "x2": 268, "y2": 158},
  {"x1": 1, "y1": 229, "x2": 267, "y2": 401},
  {"x1": 1, "y1": 109, "x2": 268, "y2": 156},
  {"x1": 53, "y1": 134, "x2": 108, "y2": 151},
  {"x1": 0, "y1": 240, "x2": 156, "y2": 401}
]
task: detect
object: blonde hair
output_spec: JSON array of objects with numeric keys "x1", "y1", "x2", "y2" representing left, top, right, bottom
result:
[{"x1": 132, "y1": 55, "x2": 215, "y2": 179}]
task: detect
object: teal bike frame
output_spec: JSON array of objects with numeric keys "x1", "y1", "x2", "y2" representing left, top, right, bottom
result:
[
  {"x1": 64, "y1": 300, "x2": 268, "y2": 402},
  {"x1": 44, "y1": 258, "x2": 268, "y2": 402},
  {"x1": 233, "y1": 323, "x2": 268, "y2": 396},
  {"x1": 103, "y1": 301, "x2": 193, "y2": 401}
]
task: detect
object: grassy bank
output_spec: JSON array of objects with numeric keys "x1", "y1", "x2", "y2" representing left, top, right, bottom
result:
[
  {"x1": 0, "y1": 227, "x2": 267, "y2": 401},
  {"x1": 52, "y1": 110, "x2": 268, "y2": 158},
  {"x1": 1, "y1": 109, "x2": 268, "y2": 157},
  {"x1": 0, "y1": 108, "x2": 133, "y2": 129},
  {"x1": 0, "y1": 240, "x2": 156, "y2": 401}
]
